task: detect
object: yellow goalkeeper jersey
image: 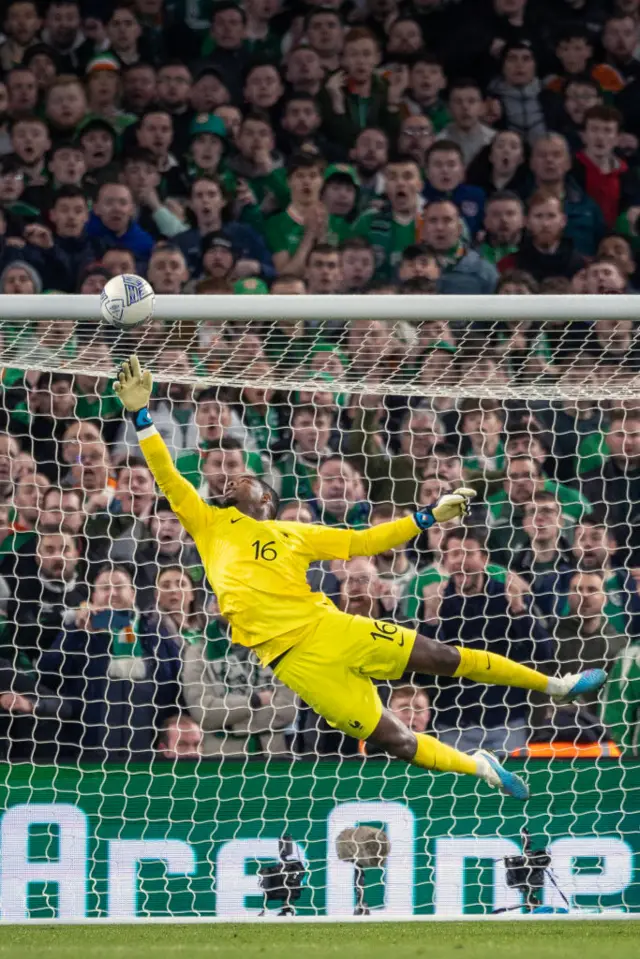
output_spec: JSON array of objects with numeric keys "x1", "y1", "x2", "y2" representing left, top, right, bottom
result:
[{"x1": 139, "y1": 429, "x2": 420, "y2": 665}]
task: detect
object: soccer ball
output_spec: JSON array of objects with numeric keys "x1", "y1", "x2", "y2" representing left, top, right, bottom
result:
[{"x1": 100, "y1": 274, "x2": 155, "y2": 329}]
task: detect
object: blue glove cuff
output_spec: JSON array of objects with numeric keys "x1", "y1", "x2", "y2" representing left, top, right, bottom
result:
[
  {"x1": 414, "y1": 507, "x2": 435, "y2": 531},
  {"x1": 131, "y1": 407, "x2": 153, "y2": 431}
]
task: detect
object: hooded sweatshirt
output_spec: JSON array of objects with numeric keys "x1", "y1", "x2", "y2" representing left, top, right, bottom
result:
[{"x1": 488, "y1": 76, "x2": 547, "y2": 144}]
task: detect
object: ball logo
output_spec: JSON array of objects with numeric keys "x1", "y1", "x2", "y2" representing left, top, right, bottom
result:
[
  {"x1": 123, "y1": 274, "x2": 151, "y2": 307},
  {"x1": 106, "y1": 298, "x2": 124, "y2": 321}
]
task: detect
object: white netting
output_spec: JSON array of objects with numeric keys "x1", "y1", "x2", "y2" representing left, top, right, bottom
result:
[{"x1": 0, "y1": 301, "x2": 638, "y2": 919}]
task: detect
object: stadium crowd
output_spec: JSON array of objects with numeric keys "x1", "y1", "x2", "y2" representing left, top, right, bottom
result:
[{"x1": 0, "y1": 0, "x2": 639, "y2": 763}]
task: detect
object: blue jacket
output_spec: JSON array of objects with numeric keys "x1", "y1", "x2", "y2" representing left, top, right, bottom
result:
[
  {"x1": 421, "y1": 573, "x2": 553, "y2": 729},
  {"x1": 39, "y1": 617, "x2": 181, "y2": 761},
  {"x1": 423, "y1": 182, "x2": 486, "y2": 239},
  {"x1": 86, "y1": 212, "x2": 154, "y2": 262},
  {"x1": 562, "y1": 176, "x2": 605, "y2": 256},
  {"x1": 175, "y1": 223, "x2": 275, "y2": 280},
  {"x1": 436, "y1": 248, "x2": 498, "y2": 295}
]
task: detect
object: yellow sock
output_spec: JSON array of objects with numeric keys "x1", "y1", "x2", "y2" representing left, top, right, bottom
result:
[
  {"x1": 412, "y1": 732, "x2": 478, "y2": 777},
  {"x1": 454, "y1": 646, "x2": 548, "y2": 693}
]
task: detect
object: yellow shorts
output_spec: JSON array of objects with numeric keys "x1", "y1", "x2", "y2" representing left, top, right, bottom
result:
[{"x1": 273, "y1": 611, "x2": 417, "y2": 741}]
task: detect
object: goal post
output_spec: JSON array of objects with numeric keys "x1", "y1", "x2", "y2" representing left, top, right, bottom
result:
[{"x1": 0, "y1": 295, "x2": 638, "y2": 919}]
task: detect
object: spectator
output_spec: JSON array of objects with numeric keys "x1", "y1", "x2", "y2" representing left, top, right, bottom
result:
[
  {"x1": 398, "y1": 114, "x2": 435, "y2": 173},
  {"x1": 306, "y1": 243, "x2": 342, "y2": 295},
  {"x1": 488, "y1": 41, "x2": 548, "y2": 144},
  {"x1": 7, "y1": 66, "x2": 38, "y2": 119},
  {"x1": 285, "y1": 45, "x2": 324, "y2": 98},
  {"x1": 135, "y1": 108, "x2": 183, "y2": 194},
  {"x1": 177, "y1": 174, "x2": 273, "y2": 279},
  {"x1": 519, "y1": 492, "x2": 573, "y2": 621},
  {"x1": 529, "y1": 133, "x2": 605, "y2": 255},
  {"x1": 121, "y1": 149, "x2": 187, "y2": 240},
  {"x1": 8, "y1": 528, "x2": 87, "y2": 665},
  {"x1": 555, "y1": 570, "x2": 626, "y2": 704},
  {"x1": 349, "y1": 126, "x2": 388, "y2": 208},
  {"x1": 122, "y1": 62, "x2": 156, "y2": 114},
  {"x1": 571, "y1": 516, "x2": 633, "y2": 637},
  {"x1": 421, "y1": 199, "x2": 498, "y2": 295},
  {"x1": 345, "y1": 403, "x2": 443, "y2": 507},
  {"x1": 182, "y1": 587, "x2": 295, "y2": 756},
  {"x1": 336, "y1": 555, "x2": 395, "y2": 620},
  {"x1": 87, "y1": 180, "x2": 154, "y2": 262},
  {"x1": 277, "y1": 405, "x2": 334, "y2": 503},
  {"x1": 340, "y1": 237, "x2": 376, "y2": 292},
  {"x1": 487, "y1": 452, "x2": 591, "y2": 568},
  {"x1": 305, "y1": 9, "x2": 343, "y2": 74},
  {"x1": 437, "y1": 79, "x2": 495, "y2": 165},
  {"x1": 45, "y1": 75, "x2": 87, "y2": 140},
  {"x1": 318, "y1": 28, "x2": 401, "y2": 152},
  {"x1": 309, "y1": 455, "x2": 369, "y2": 527},
  {"x1": 404, "y1": 54, "x2": 450, "y2": 132},
  {"x1": 422, "y1": 527, "x2": 553, "y2": 756},
  {"x1": 467, "y1": 129, "x2": 528, "y2": 196},
  {"x1": 573, "y1": 105, "x2": 639, "y2": 229},
  {"x1": 498, "y1": 190, "x2": 585, "y2": 281},
  {"x1": 369, "y1": 503, "x2": 418, "y2": 620},
  {"x1": 601, "y1": 612, "x2": 640, "y2": 754},
  {"x1": 41, "y1": 0, "x2": 84, "y2": 72},
  {"x1": 156, "y1": 714, "x2": 203, "y2": 761},
  {"x1": 106, "y1": 5, "x2": 145, "y2": 69},
  {"x1": 38, "y1": 564, "x2": 181, "y2": 762},
  {"x1": 387, "y1": 684, "x2": 431, "y2": 734},
  {"x1": 353, "y1": 155, "x2": 423, "y2": 281},
  {"x1": 477, "y1": 190, "x2": 524, "y2": 265},
  {"x1": 263, "y1": 153, "x2": 326, "y2": 277},
  {"x1": 423, "y1": 140, "x2": 486, "y2": 239},
  {"x1": 580, "y1": 406, "x2": 640, "y2": 569},
  {"x1": 0, "y1": 2, "x2": 41, "y2": 74}
]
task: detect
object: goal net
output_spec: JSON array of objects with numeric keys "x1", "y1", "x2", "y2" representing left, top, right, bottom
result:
[{"x1": 0, "y1": 297, "x2": 638, "y2": 920}]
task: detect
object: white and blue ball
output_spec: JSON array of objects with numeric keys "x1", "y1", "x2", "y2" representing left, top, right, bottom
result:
[{"x1": 100, "y1": 273, "x2": 155, "y2": 329}]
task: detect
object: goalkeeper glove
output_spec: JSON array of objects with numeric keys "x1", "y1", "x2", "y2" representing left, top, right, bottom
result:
[
  {"x1": 113, "y1": 355, "x2": 153, "y2": 429},
  {"x1": 415, "y1": 487, "x2": 476, "y2": 530}
]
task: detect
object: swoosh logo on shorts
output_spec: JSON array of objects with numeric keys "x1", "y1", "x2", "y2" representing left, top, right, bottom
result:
[{"x1": 230, "y1": 518, "x2": 243, "y2": 524}]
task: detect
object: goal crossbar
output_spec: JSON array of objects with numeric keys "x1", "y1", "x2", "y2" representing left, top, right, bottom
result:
[{"x1": 1, "y1": 294, "x2": 638, "y2": 323}]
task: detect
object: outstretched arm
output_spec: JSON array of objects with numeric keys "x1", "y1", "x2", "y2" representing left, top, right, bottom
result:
[
  {"x1": 297, "y1": 489, "x2": 476, "y2": 561},
  {"x1": 114, "y1": 355, "x2": 214, "y2": 539}
]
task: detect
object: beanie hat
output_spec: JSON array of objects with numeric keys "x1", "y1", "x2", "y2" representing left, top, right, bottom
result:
[{"x1": 0, "y1": 259, "x2": 43, "y2": 294}]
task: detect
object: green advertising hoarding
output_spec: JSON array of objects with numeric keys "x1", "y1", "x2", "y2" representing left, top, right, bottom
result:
[{"x1": 0, "y1": 759, "x2": 638, "y2": 919}]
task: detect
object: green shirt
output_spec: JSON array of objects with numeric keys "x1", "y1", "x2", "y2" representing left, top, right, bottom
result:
[
  {"x1": 264, "y1": 207, "x2": 304, "y2": 255},
  {"x1": 326, "y1": 213, "x2": 353, "y2": 247},
  {"x1": 75, "y1": 385, "x2": 122, "y2": 421},
  {"x1": 487, "y1": 479, "x2": 591, "y2": 565},
  {"x1": 477, "y1": 240, "x2": 519, "y2": 265},
  {"x1": 425, "y1": 99, "x2": 451, "y2": 134},
  {"x1": 0, "y1": 529, "x2": 35, "y2": 555},
  {"x1": 277, "y1": 452, "x2": 318, "y2": 504},
  {"x1": 601, "y1": 642, "x2": 640, "y2": 754},
  {"x1": 352, "y1": 208, "x2": 416, "y2": 280},
  {"x1": 242, "y1": 404, "x2": 281, "y2": 457}
]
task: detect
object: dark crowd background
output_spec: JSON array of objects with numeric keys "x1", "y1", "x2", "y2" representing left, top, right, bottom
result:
[{"x1": 0, "y1": 0, "x2": 638, "y2": 765}]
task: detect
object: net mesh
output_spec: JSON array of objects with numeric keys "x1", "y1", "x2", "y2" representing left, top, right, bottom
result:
[
  {"x1": 0, "y1": 312, "x2": 638, "y2": 919},
  {"x1": 2, "y1": 312, "x2": 640, "y2": 398}
]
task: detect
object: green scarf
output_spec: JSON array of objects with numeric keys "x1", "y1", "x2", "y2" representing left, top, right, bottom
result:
[
  {"x1": 436, "y1": 242, "x2": 467, "y2": 272},
  {"x1": 107, "y1": 613, "x2": 147, "y2": 681},
  {"x1": 182, "y1": 619, "x2": 229, "y2": 661}
]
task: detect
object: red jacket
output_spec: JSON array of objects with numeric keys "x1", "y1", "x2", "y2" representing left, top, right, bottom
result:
[{"x1": 573, "y1": 152, "x2": 631, "y2": 229}]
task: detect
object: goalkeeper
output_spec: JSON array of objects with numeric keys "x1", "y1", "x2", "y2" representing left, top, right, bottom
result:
[{"x1": 115, "y1": 356, "x2": 606, "y2": 800}]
